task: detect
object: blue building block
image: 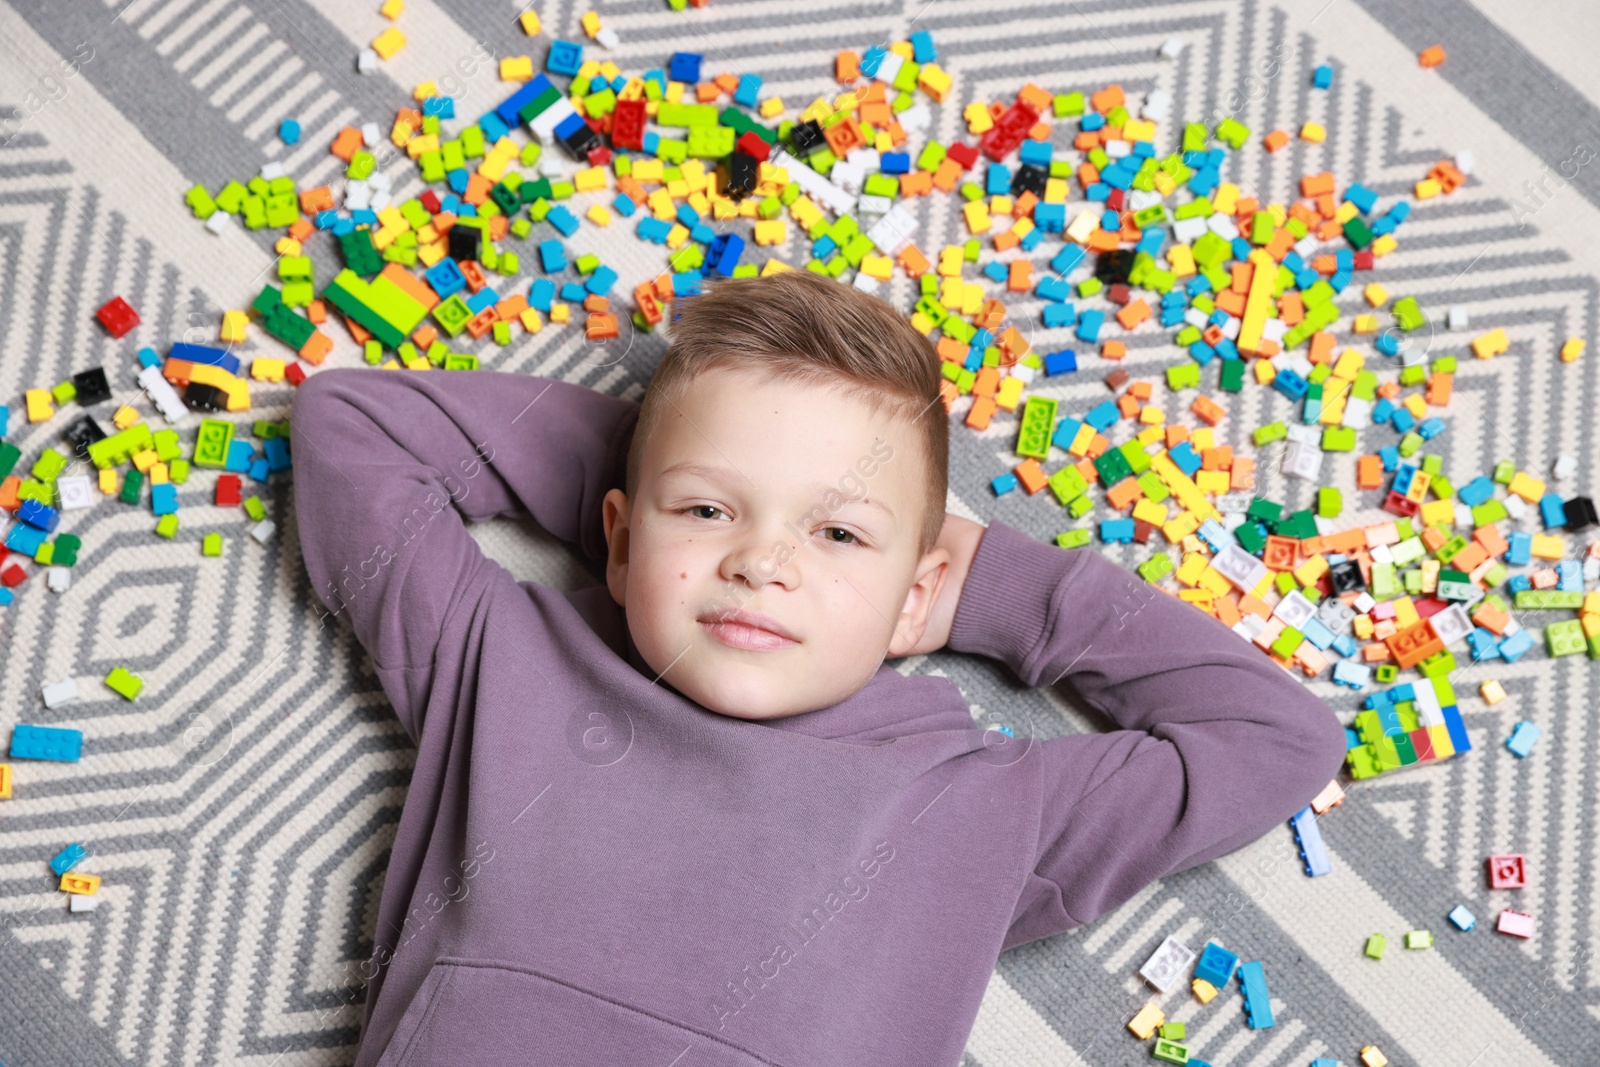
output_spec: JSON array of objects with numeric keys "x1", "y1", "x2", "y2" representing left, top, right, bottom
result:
[
  {"x1": 466, "y1": 287, "x2": 500, "y2": 314},
  {"x1": 1539, "y1": 493, "x2": 1567, "y2": 528},
  {"x1": 1043, "y1": 349, "x2": 1078, "y2": 376},
  {"x1": 1076, "y1": 309, "x2": 1104, "y2": 342},
  {"x1": 425, "y1": 258, "x2": 466, "y2": 298},
  {"x1": 1466, "y1": 627, "x2": 1501, "y2": 662},
  {"x1": 1100, "y1": 518, "x2": 1136, "y2": 544},
  {"x1": 528, "y1": 278, "x2": 555, "y2": 311},
  {"x1": 539, "y1": 239, "x2": 567, "y2": 273},
  {"x1": 279, "y1": 118, "x2": 301, "y2": 144},
  {"x1": 1237, "y1": 960, "x2": 1274, "y2": 1029},
  {"x1": 1333, "y1": 661, "x2": 1372, "y2": 689},
  {"x1": 249, "y1": 457, "x2": 271, "y2": 484},
  {"x1": 672, "y1": 270, "x2": 702, "y2": 297},
  {"x1": 909, "y1": 30, "x2": 936, "y2": 62},
  {"x1": 545, "y1": 206, "x2": 580, "y2": 237},
  {"x1": 1458, "y1": 475, "x2": 1494, "y2": 506},
  {"x1": 1290, "y1": 806, "x2": 1331, "y2": 876},
  {"x1": 991, "y1": 473, "x2": 1019, "y2": 496},
  {"x1": 668, "y1": 51, "x2": 702, "y2": 84},
  {"x1": 264, "y1": 437, "x2": 291, "y2": 473},
  {"x1": 17, "y1": 499, "x2": 60, "y2": 533},
  {"x1": 1193, "y1": 941, "x2": 1238, "y2": 987},
  {"x1": 559, "y1": 282, "x2": 588, "y2": 303},
  {"x1": 224, "y1": 440, "x2": 253, "y2": 474},
  {"x1": 1084, "y1": 399, "x2": 1120, "y2": 431},
  {"x1": 50, "y1": 843, "x2": 87, "y2": 876},
  {"x1": 1441, "y1": 703, "x2": 1473, "y2": 754},
  {"x1": 733, "y1": 73, "x2": 762, "y2": 108},
  {"x1": 1168, "y1": 440, "x2": 1202, "y2": 476},
  {"x1": 1313, "y1": 64, "x2": 1334, "y2": 89},
  {"x1": 1041, "y1": 303, "x2": 1077, "y2": 328},
  {"x1": 547, "y1": 40, "x2": 584, "y2": 77},
  {"x1": 10, "y1": 723, "x2": 83, "y2": 762},
  {"x1": 171, "y1": 343, "x2": 241, "y2": 375},
  {"x1": 1448, "y1": 905, "x2": 1477, "y2": 931},
  {"x1": 422, "y1": 95, "x2": 455, "y2": 118},
  {"x1": 1051, "y1": 417, "x2": 1083, "y2": 451},
  {"x1": 6, "y1": 523, "x2": 46, "y2": 557},
  {"x1": 151, "y1": 483, "x2": 178, "y2": 516},
  {"x1": 1506, "y1": 720, "x2": 1541, "y2": 758},
  {"x1": 1507, "y1": 531, "x2": 1533, "y2": 565},
  {"x1": 586, "y1": 265, "x2": 619, "y2": 296}
]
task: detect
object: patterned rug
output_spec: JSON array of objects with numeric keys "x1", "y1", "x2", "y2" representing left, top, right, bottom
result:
[{"x1": 2, "y1": 0, "x2": 1597, "y2": 1063}]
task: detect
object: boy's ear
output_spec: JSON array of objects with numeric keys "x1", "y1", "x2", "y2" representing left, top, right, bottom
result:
[
  {"x1": 601, "y1": 488, "x2": 631, "y2": 607},
  {"x1": 886, "y1": 546, "x2": 950, "y2": 658}
]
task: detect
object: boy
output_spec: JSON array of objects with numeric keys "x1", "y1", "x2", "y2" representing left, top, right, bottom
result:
[{"x1": 292, "y1": 270, "x2": 1346, "y2": 1066}]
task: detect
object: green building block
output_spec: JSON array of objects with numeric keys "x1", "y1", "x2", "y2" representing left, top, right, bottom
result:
[
  {"x1": 1253, "y1": 421, "x2": 1287, "y2": 445},
  {"x1": 51, "y1": 534, "x2": 80, "y2": 566},
  {"x1": 105, "y1": 667, "x2": 144, "y2": 701},
  {"x1": 1166, "y1": 362, "x2": 1201, "y2": 390},
  {"x1": 1317, "y1": 486, "x2": 1342, "y2": 518},
  {"x1": 1392, "y1": 296, "x2": 1425, "y2": 331},
  {"x1": 192, "y1": 419, "x2": 234, "y2": 469},
  {"x1": 243, "y1": 495, "x2": 267, "y2": 522},
  {"x1": 1159, "y1": 1021, "x2": 1186, "y2": 1040},
  {"x1": 1049, "y1": 465, "x2": 1089, "y2": 507},
  {"x1": 1405, "y1": 929, "x2": 1434, "y2": 949},
  {"x1": 1067, "y1": 494, "x2": 1094, "y2": 519},
  {"x1": 155, "y1": 513, "x2": 179, "y2": 539},
  {"x1": 1366, "y1": 933, "x2": 1388, "y2": 959},
  {"x1": 1056, "y1": 529, "x2": 1091, "y2": 549},
  {"x1": 1152, "y1": 1039, "x2": 1189, "y2": 1064},
  {"x1": 202, "y1": 532, "x2": 223, "y2": 557},
  {"x1": 1016, "y1": 396, "x2": 1057, "y2": 460},
  {"x1": 1138, "y1": 553, "x2": 1175, "y2": 583},
  {"x1": 1375, "y1": 664, "x2": 1398, "y2": 683},
  {"x1": 120, "y1": 469, "x2": 144, "y2": 505},
  {"x1": 1545, "y1": 620, "x2": 1587, "y2": 657}
]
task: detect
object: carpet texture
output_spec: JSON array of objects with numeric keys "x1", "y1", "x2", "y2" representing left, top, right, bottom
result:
[{"x1": 1, "y1": 0, "x2": 1597, "y2": 1064}]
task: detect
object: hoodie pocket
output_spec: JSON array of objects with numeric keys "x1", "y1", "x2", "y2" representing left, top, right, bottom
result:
[{"x1": 375, "y1": 957, "x2": 783, "y2": 1067}]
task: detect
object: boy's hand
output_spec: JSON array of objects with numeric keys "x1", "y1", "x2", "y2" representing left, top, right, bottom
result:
[{"x1": 895, "y1": 513, "x2": 987, "y2": 657}]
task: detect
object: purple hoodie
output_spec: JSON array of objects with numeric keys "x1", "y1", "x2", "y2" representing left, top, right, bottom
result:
[{"x1": 291, "y1": 367, "x2": 1347, "y2": 1067}]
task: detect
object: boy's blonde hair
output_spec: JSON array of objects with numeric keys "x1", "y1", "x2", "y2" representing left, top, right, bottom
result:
[{"x1": 625, "y1": 270, "x2": 949, "y2": 555}]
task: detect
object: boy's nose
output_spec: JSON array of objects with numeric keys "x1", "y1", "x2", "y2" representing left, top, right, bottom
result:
[{"x1": 718, "y1": 528, "x2": 801, "y2": 590}]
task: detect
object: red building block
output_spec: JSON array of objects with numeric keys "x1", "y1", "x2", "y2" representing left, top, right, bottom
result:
[
  {"x1": 735, "y1": 130, "x2": 771, "y2": 162},
  {"x1": 611, "y1": 98, "x2": 646, "y2": 150},
  {"x1": 1487, "y1": 854, "x2": 1527, "y2": 890},
  {"x1": 96, "y1": 296, "x2": 140, "y2": 338},
  {"x1": 215, "y1": 475, "x2": 242, "y2": 508}
]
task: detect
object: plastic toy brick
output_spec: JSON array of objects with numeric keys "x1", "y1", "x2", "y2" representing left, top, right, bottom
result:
[
  {"x1": 1236, "y1": 960, "x2": 1273, "y2": 1028},
  {"x1": 61, "y1": 872, "x2": 101, "y2": 895},
  {"x1": 1487, "y1": 854, "x2": 1527, "y2": 889},
  {"x1": 1138, "y1": 935, "x2": 1196, "y2": 994},
  {"x1": 1505, "y1": 720, "x2": 1541, "y2": 758},
  {"x1": 1192, "y1": 941, "x2": 1238, "y2": 987},
  {"x1": 1496, "y1": 909, "x2": 1534, "y2": 939},
  {"x1": 96, "y1": 296, "x2": 140, "y2": 338},
  {"x1": 1152, "y1": 1039, "x2": 1189, "y2": 1065},
  {"x1": 1289, "y1": 805, "x2": 1331, "y2": 876},
  {"x1": 1127, "y1": 1002, "x2": 1164, "y2": 1040},
  {"x1": 105, "y1": 667, "x2": 144, "y2": 701},
  {"x1": 50, "y1": 842, "x2": 87, "y2": 876},
  {"x1": 1448, "y1": 905, "x2": 1477, "y2": 931},
  {"x1": 1361, "y1": 1047, "x2": 1390, "y2": 1067},
  {"x1": 1365, "y1": 933, "x2": 1386, "y2": 959},
  {"x1": 1405, "y1": 929, "x2": 1433, "y2": 949},
  {"x1": 10, "y1": 724, "x2": 83, "y2": 762}
]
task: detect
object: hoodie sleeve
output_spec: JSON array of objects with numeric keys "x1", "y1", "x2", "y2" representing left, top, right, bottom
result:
[
  {"x1": 945, "y1": 520, "x2": 1348, "y2": 947},
  {"x1": 290, "y1": 368, "x2": 640, "y2": 741}
]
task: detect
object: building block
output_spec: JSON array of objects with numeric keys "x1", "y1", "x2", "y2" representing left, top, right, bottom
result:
[
  {"x1": 105, "y1": 667, "x2": 144, "y2": 701},
  {"x1": 96, "y1": 296, "x2": 140, "y2": 338},
  {"x1": 10, "y1": 724, "x2": 83, "y2": 762},
  {"x1": 50, "y1": 842, "x2": 87, "y2": 876},
  {"x1": 1506, "y1": 720, "x2": 1541, "y2": 758},
  {"x1": 1487, "y1": 854, "x2": 1527, "y2": 890},
  {"x1": 1127, "y1": 1002, "x2": 1165, "y2": 1040},
  {"x1": 1448, "y1": 905, "x2": 1476, "y2": 931},
  {"x1": 1139, "y1": 935, "x2": 1196, "y2": 993},
  {"x1": 1290, "y1": 805, "x2": 1331, "y2": 876},
  {"x1": 1496, "y1": 909, "x2": 1535, "y2": 938},
  {"x1": 1236, "y1": 960, "x2": 1273, "y2": 1028},
  {"x1": 1365, "y1": 933, "x2": 1387, "y2": 959},
  {"x1": 1193, "y1": 941, "x2": 1238, "y2": 986}
]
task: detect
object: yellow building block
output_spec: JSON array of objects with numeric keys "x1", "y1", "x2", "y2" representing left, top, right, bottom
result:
[
  {"x1": 1133, "y1": 498, "x2": 1170, "y2": 526},
  {"x1": 98, "y1": 468, "x2": 118, "y2": 494},
  {"x1": 1507, "y1": 471, "x2": 1546, "y2": 502},
  {"x1": 25, "y1": 388, "x2": 54, "y2": 423},
  {"x1": 759, "y1": 97, "x2": 784, "y2": 119},
  {"x1": 585, "y1": 204, "x2": 612, "y2": 226},
  {"x1": 1192, "y1": 978, "x2": 1218, "y2": 1003},
  {"x1": 148, "y1": 463, "x2": 168, "y2": 485},
  {"x1": 962, "y1": 200, "x2": 991, "y2": 234},
  {"x1": 0, "y1": 763, "x2": 10, "y2": 799},
  {"x1": 963, "y1": 101, "x2": 994, "y2": 134},
  {"x1": 1128, "y1": 1002, "x2": 1165, "y2": 1040},
  {"x1": 754, "y1": 219, "x2": 788, "y2": 246},
  {"x1": 1301, "y1": 121, "x2": 1326, "y2": 142},
  {"x1": 380, "y1": 0, "x2": 403, "y2": 17},
  {"x1": 581, "y1": 11, "x2": 602, "y2": 36},
  {"x1": 1371, "y1": 233, "x2": 1398, "y2": 256},
  {"x1": 995, "y1": 376, "x2": 1025, "y2": 412},
  {"x1": 61, "y1": 872, "x2": 100, "y2": 895},
  {"x1": 859, "y1": 253, "x2": 893, "y2": 280},
  {"x1": 1361, "y1": 1046, "x2": 1389, "y2": 1067},
  {"x1": 518, "y1": 9, "x2": 541, "y2": 34},
  {"x1": 1560, "y1": 337, "x2": 1586, "y2": 362},
  {"x1": 1352, "y1": 314, "x2": 1378, "y2": 334},
  {"x1": 220, "y1": 310, "x2": 249, "y2": 342},
  {"x1": 1363, "y1": 283, "x2": 1388, "y2": 307},
  {"x1": 371, "y1": 27, "x2": 406, "y2": 59},
  {"x1": 500, "y1": 56, "x2": 535, "y2": 82},
  {"x1": 1414, "y1": 178, "x2": 1442, "y2": 199},
  {"x1": 250, "y1": 358, "x2": 286, "y2": 382},
  {"x1": 550, "y1": 303, "x2": 569, "y2": 324},
  {"x1": 1471, "y1": 327, "x2": 1509, "y2": 359},
  {"x1": 917, "y1": 63, "x2": 952, "y2": 102},
  {"x1": 518, "y1": 307, "x2": 543, "y2": 333},
  {"x1": 1529, "y1": 533, "x2": 1565, "y2": 560}
]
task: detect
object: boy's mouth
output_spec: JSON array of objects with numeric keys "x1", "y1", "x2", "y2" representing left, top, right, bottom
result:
[{"x1": 697, "y1": 609, "x2": 800, "y2": 651}]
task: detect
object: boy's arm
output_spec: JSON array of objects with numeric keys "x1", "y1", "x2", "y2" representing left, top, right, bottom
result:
[
  {"x1": 946, "y1": 520, "x2": 1347, "y2": 944},
  {"x1": 291, "y1": 368, "x2": 639, "y2": 734}
]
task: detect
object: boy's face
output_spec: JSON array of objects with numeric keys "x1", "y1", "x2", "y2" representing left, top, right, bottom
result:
[{"x1": 602, "y1": 364, "x2": 949, "y2": 721}]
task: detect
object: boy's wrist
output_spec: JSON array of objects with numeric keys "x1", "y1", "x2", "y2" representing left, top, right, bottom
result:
[{"x1": 947, "y1": 520, "x2": 1084, "y2": 670}]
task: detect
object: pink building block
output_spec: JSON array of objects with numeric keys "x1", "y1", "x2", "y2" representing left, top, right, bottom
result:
[
  {"x1": 1487, "y1": 854, "x2": 1527, "y2": 890},
  {"x1": 1496, "y1": 909, "x2": 1535, "y2": 939}
]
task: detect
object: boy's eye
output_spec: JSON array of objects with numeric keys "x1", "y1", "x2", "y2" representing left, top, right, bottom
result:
[
  {"x1": 682, "y1": 505, "x2": 728, "y2": 521},
  {"x1": 820, "y1": 527, "x2": 858, "y2": 545}
]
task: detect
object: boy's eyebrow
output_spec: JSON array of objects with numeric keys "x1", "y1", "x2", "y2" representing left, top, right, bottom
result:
[{"x1": 656, "y1": 461, "x2": 896, "y2": 520}]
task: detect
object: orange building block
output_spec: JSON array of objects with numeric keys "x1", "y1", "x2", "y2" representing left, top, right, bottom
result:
[
  {"x1": 966, "y1": 394, "x2": 997, "y2": 431},
  {"x1": 1419, "y1": 44, "x2": 1446, "y2": 68},
  {"x1": 1357, "y1": 455, "x2": 1385, "y2": 489},
  {"x1": 1015, "y1": 458, "x2": 1048, "y2": 494}
]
